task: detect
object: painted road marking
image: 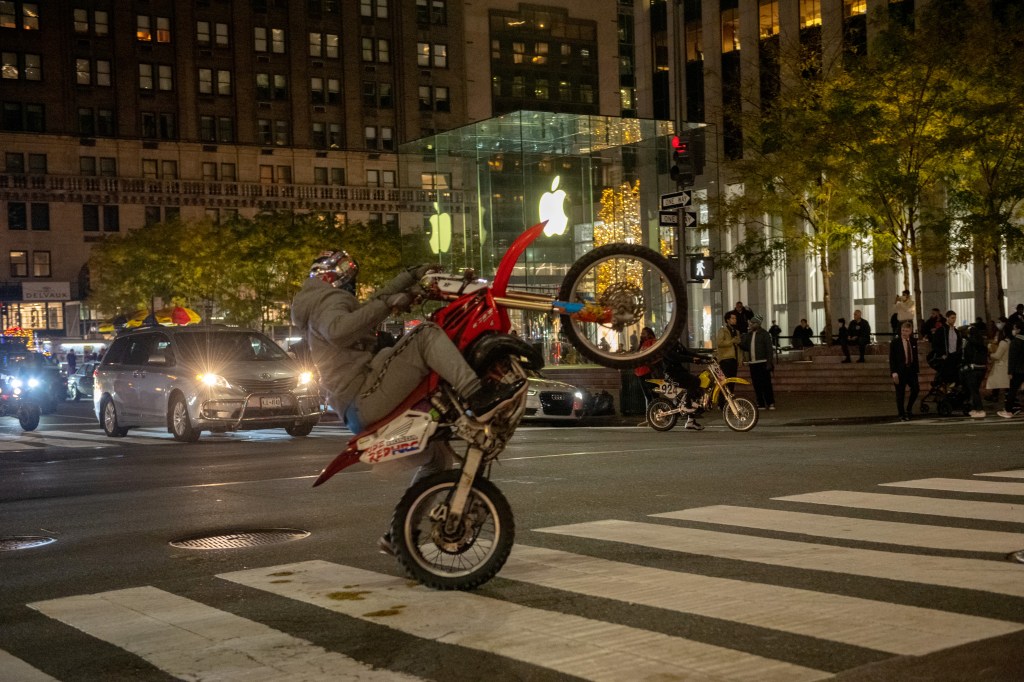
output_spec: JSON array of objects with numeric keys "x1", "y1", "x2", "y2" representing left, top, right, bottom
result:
[
  {"x1": 881, "y1": 478, "x2": 1024, "y2": 496},
  {"x1": 501, "y1": 545, "x2": 1021, "y2": 656},
  {"x1": 535, "y1": 520, "x2": 1024, "y2": 597},
  {"x1": 773, "y1": 490, "x2": 1024, "y2": 523},
  {"x1": 28, "y1": 586, "x2": 422, "y2": 681},
  {"x1": 220, "y1": 560, "x2": 828, "y2": 682},
  {"x1": 0, "y1": 649, "x2": 58, "y2": 681},
  {"x1": 975, "y1": 469, "x2": 1024, "y2": 479},
  {"x1": 654, "y1": 505, "x2": 1024, "y2": 553}
]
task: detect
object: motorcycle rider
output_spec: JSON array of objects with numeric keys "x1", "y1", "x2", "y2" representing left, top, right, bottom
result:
[
  {"x1": 661, "y1": 341, "x2": 709, "y2": 431},
  {"x1": 291, "y1": 250, "x2": 525, "y2": 550}
]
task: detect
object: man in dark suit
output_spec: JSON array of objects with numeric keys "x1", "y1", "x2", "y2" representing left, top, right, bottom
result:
[
  {"x1": 848, "y1": 309, "x2": 871, "y2": 362},
  {"x1": 931, "y1": 310, "x2": 963, "y2": 384},
  {"x1": 889, "y1": 321, "x2": 919, "y2": 421}
]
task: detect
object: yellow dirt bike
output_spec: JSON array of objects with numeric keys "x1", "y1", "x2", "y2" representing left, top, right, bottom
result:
[{"x1": 645, "y1": 356, "x2": 758, "y2": 432}]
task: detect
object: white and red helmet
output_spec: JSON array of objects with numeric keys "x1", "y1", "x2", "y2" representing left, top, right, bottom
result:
[{"x1": 310, "y1": 250, "x2": 359, "y2": 291}]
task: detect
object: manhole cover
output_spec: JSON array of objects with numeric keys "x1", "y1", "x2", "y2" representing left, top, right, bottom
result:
[
  {"x1": 1011, "y1": 550, "x2": 1024, "y2": 564},
  {"x1": 169, "y1": 529, "x2": 309, "y2": 550},
  {"x1": 1, "y1": 536, "x2": 56, "y2": 551}
]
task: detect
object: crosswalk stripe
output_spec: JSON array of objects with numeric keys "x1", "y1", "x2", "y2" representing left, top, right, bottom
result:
[
  {"x1": 8, "y1": 433, "x2": 115, "y2": 449},
  {"x1": 975, "y1": 469, "x2": 1024, "y2": 479},
  {"x1": 881, "y1": 478, "x2": 1024, "y2": 496},
  {"x1": 535, "y1": 520, "x2": 1024, "y2": 597},
  {"x1": 653, "y1": 505, "x2": 1024, "y2": 553},
  {"x1": 773, "y1": 490, "x2": 1024, "y2": 523},
  {"x1": 0, "y1": 649, "x2": 58, "y2": 681},
  {"x1": 0, "y1": 440, "x2": 46, "y2": 451},
  {"x1": 501, "y1": 545, "x2": 1022, "y2": 656},
  {"x1": 220, "y1": 559, "x2": 829, "y2": 682},
  {"x1": 32, "y1": 429, "x2": 163, "y2": 446},
  {"x1": 28, "y1": 586, "x2": 423, "y2": 681}
]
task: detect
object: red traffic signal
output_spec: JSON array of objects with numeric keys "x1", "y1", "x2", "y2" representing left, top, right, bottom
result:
[{"x1": 671, "y1": 135, "x2": 690, "y2": 157}]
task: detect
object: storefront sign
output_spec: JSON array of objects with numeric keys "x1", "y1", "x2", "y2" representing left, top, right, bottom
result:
[{"x1": 22, "y1": 282, "x2": 71, "y2": 302}]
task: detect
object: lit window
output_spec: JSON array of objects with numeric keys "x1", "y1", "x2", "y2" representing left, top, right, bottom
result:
[
  {"x1": 197, "y1": 21, "x2": 211, "y2": 44},
  {"x1": 800, "y1": 0, "x2": 822, "y2": 28},
  {"x1": 76, "y1": 58, "x2": 91, "y2": 85},
  {"x1": 156, "y1": 16, "x2": 171, "y2": 43},
  {"x1": 96, "y1": 60, "x2": 111, "y2": 86},
  {"x1": 254, "y1": 27, "x2": 267, "y2": 52},
  {"x1": 136, "y1": 15, "x2": 151, "y2": 41},
  {"x1": 139, "y1": 64, "x2": 154, "y2": 90},
  {"x1": 759, "y1": 0, "x2": 779, "y2": 38},
  {"x1": 271, "y1": 28, "x2": 285, "y2": 53},
  {"x1": 215, "y1": 23, "x2": 228, "y2": 46}
]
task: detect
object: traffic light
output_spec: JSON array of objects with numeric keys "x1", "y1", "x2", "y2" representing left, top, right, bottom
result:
[
  {"x1": 689, "y1": 256, "x2": 714, "y2": 281},
  {"x1": 670, "y1": 132, "x2": 695, "y2": 188}
]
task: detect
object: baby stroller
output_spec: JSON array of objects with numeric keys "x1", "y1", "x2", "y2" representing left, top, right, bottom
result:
[{"x1": 918, "y1": 353, "x2": 970, "y2": 416}]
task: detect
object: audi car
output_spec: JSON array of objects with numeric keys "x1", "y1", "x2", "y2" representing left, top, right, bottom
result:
[
  {"x1": 93, "y1": 326, "x2": 322, "y2": 442},
  {"x1": 523, "y1": 375, "x2": 584, "y2": 423}
]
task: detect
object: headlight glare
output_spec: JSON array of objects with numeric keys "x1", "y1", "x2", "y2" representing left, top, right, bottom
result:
[
  {"x1": 28, "y1": 378, "x2": 40, "y2": 388},
  {"x1": 298, "y1": 371, "x2": 314, "y2": 386},
  {"x1": 197, "y1": 373, "x2": 229, "y2": 388}
]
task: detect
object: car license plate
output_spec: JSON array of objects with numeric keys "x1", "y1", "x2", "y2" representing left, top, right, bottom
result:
[
  {"x1": 549, "y1": 393, "x2": 564, "y2": 400},
  {"x1": 261, "y1": 396, "x2": 283, "y2": 408}
]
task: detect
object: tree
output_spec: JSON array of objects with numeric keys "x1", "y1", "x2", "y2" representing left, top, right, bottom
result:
[{"x1": 715, "y1": 55, "x2": 862, "y2": 343}]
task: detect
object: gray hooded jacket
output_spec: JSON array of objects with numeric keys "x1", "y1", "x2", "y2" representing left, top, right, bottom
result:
[{"x1": 290, "y1": 269, "x2": 416, "y2": 417}]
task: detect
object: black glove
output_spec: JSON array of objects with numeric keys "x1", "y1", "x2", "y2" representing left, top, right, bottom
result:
[{"x1": 385, "y1": 292, "x2": 413, "y2": 313}]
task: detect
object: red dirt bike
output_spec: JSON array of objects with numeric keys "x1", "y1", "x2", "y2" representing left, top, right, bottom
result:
[{"x1": 313, "y1": 221, "x2": 685, "y2": 590}]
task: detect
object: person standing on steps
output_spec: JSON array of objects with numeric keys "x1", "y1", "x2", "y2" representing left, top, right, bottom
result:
[
  {"x1": 848, "y1": 310, "x2": 871, "y2": 363},
  {"x1": 889, "y1": 321, "x2": 919, "y2": 421}
]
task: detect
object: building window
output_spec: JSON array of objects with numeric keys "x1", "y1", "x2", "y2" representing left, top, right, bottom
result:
[
  {"x1": 99, "y1": 157, "x2": 116, "y2": 176},
  {"x1": 79, "y1": 156, "x2": 96, "y2": 175},
  {"x1": 141, "y1": 112, "x2": 176, "y2": 140},
  {"x1": 73, "y1": 8, "x2": 108, "y2": 35},
  {"x1": 3, "y1": 102, "x2": 44, "y2": 132},
  {"x1": 418, "y1": 85, "x2": 432, "y2": 110},
  {"x1": 416, "y1": 43, "x2": 447, "y2": 68},
  {"x1": 82, "y1": 204, "x2": 99, "y2": 231},
  {"x1": 32, "y1": 250, "x2": 49, "y2": 276},
  {"x1": 311, "y1": 122, "x2": 326, "y2": 148},
  {"x1": 78, "y1": 108, "x2": 96, "y2": 136},
  {"x1": 5, "y1": 152, "x2": 24, "y2": 172},
  {"x1": 103, "y1": 205, "x2": 119, "y2": 232},
  {"x1": 364, "y1": 126, "x2": 377, "y2": 149},
  {"x1": 254, "y1": 27, "x2": 267, "y2": 52},
  {"x1": 96, "y1": 60, "x2": 111, "y2": 86},
  {"x1": 28, "y1": 153, "x2": 45, "y2": 173},
  {"x1": 30, "y1": 203, "x2": 48, "y2": 230},
  {"x1": 197, "y1": 20, "x2": 211, "y2": 44},
  {"x1": 97, "y1": 109, "x2": 115, "y2": 136},
  {"x1": 156, "y1": 16, "x2": 171, "y2": 43},
  {"x1": 1, "y1": 2, "x2": 37, "y2": 30},
  {"x1": 381, "y1": 126, "x2": 393, "y2": 151},
  {"x1": 416, "y1": 0, "x2": 447, "y2": 25},
  {"x1": 139, "y1": 63, "x2": 153, "y2": 89},
  {"x1": 759, "y1": 0, "x2": 779, "y2": 38},
  {"x1": 274, "y1": 120, "x2": 289, "y2": 145},
  {"x1": 216, "y1": 23, "x2": 228, "y2": 46},
  {"x1": 145, "y1": 205, "x2": 161, "y2": 226},
  {"x1": 2, "y1": 52, "x2": 41, "y2": 80},
  {"x1": 75, "y1": 58, "x2": 91, "y2": 85},
  {"x1": 722, "y1": 9, "x2": 741, "y2": 52},
  {"x1": 800, "y1": 0, "x2": 822, "y2": 28},
  {"x1": 7, "y1": 202, "x2": 26, "y2": 230},
  {"x1": 136, "y1": 15, "x2": 151, "y2": 41},
  {"x1": 309, "y1": 32, "x2": 339, "y2": 58},
  {"x1": 360, "y1": 0, "x2": 388, "y2": 19},
  {"x1": 10, "y1": 250, "x2": 28, "y2": 277},
  {"x1": 361, "y1": 37, "x2": 390, "y2": 63}
]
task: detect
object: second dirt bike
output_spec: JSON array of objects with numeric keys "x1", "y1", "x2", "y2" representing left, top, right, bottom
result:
[
  {"x1": 645, "y1": 355, "x2": 759, "y2": 432},
  {"x1": 313, "y1": 221, "x2": 686, "y2": 590}
]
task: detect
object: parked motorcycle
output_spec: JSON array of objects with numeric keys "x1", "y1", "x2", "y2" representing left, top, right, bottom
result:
[
  {"x1": 645, "y1": 355, "x2": 759, "y2": 432},
  {"x1": 313, "y1": 222, "x2": 685, "y2": 590},
  {"x1": 0, "y1": 375, "x2": 42, "y2": 431}
]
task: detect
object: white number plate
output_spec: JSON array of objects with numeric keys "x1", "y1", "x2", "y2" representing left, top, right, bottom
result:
[{"x1": 260, "y1": 396, "x2": 283, "y2": 408}]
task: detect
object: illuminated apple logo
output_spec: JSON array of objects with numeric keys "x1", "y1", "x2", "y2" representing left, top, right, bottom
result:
[
  {"x1": 539, "y1": 176, "x2": 569, "y2": 237},
  {"x1": 428, "y1": 201, "x2": 452, "y2": 254}
]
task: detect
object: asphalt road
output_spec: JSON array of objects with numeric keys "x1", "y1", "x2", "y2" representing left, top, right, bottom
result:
[{"x1": 1, "y1": 398, "x2": 1022, "y2": 681}]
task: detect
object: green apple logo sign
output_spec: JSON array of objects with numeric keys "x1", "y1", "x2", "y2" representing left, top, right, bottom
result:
[
  {"x1": 429, "y1": 201, "x2": 452, "y2": 254},
  {"x1": 540, "y1": 176, "x2": 569, "y2": 237}
]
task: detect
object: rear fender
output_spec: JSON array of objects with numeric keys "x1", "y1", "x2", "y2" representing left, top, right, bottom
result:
[
  {"x1": 465, "y1": 334, "x2": 544, "y2": 375},
  {"x1": 313, "y1": 441, "x2": 361, "y2": 486}
]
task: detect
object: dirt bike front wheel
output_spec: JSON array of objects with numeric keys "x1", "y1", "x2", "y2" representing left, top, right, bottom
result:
[
  {"x1": 646, "y1": 399, "x2": 678, "y2": 432},
  {"x1": 722, "y1": 397, "x2": 759, "y2": 432},
  {"x1": 390, "y1": 470, "x2": 514, "y2": 591},
  {"x1": 558, "y1": 244, "x2": 685, "y2": 369}
]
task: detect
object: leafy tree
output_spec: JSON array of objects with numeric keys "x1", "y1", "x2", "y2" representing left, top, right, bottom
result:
[{"x1": 715, "y1": 55, "x2": 862, "y2": 343}]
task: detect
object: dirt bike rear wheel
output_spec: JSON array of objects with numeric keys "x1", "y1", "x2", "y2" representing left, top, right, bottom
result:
[
  {"x1": 722, "y1": 397, "x2": 758, "y2": 432},
  {"x1": 646, "y1": 399, "x2": 678, "y2": 432},
  {"x1": 390, "y1": 470, "x2": 514, "y2": 591},
  {"x1": 558, "y1": 244, "x2": 685, "y2": 369}
]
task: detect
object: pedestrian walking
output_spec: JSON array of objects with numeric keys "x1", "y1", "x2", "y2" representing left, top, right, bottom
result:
[
  {"x1": 961, "y1": 323, "x2": 988, "y2": 419},
  {"x1": 848, "y1": 310, "x2": 871, "y2": 362},
  {"x1": 889, "y1": 321, "x2": 919, "y2": 421},
  {"x1": 741, "y1": 316, "x2": 775, "y2": 410}
]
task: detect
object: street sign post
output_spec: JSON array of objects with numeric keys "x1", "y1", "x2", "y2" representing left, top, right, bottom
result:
[{"x1": 660, "y1": 190, "x2": 692, "y2": 210}]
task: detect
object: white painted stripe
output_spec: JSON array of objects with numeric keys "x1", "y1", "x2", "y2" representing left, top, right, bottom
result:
[
  {"x1": 80, "y1": 429, "x2": 175, "y2": 445},
  {"x1": 881, "y1": 478, "x2": 1024, "y2": 496},
  {"x1": 535, "y1": 520, "x2": 1024, "y2": 597},
  {"x1": 29, "y1": 586, "x2": 421, "y2": 681},
  {"x1": 31, "y1": 429, "x2": 154, "y2": 445},
  {"x1": 9, "y1": 433, "x2": 113, "y2": 449},
  {"x1": 773, "y1": 490, "x2": 1024, "y2": 524},
  {"x1": 502, "y1": 545, "x2": 1021, "y2": 656},
  {"x1": 975, "y1": 469, "x2": 1024, "y2": 479},
  {"x1": 653, "y1": 505, "x2": 1024, "y2": 553},
  {"x1": 220, "y1": 560, "x2": 828, "y2": 682},
  {"x1": 0, "y1": 440, "x2": 45, "y2": 451},
  {"x1": 0, "y1": 649, "x2": 59, "y2": 681}
]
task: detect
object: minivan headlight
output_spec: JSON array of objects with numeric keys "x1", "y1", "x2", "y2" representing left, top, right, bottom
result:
[
  {"x1": 197, "y1": 373, "x2": 230, "y2": 388},
  {"x1": 297, "y1": 371, "x2": 314, "y2": 386}
]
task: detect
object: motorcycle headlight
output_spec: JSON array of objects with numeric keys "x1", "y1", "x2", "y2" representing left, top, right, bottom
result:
[
  {"x1": 197, "y1": 373, "x2": 230, "y2": 388},
  {"x1": 297, "y1": 370, "x2": 314, "y2": 386}
]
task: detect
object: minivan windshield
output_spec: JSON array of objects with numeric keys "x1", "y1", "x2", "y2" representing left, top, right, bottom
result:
[{"x1": 175, "y1": 331, "x2": 289, "y2": 364}]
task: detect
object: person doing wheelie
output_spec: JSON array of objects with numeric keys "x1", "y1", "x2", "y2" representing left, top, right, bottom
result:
[
  {"x1": 661, "y1": 341, "x2": 709, "y2": 431},
  {"x1": 291, "y1": 250, "x2": 524, "y2": 551}
]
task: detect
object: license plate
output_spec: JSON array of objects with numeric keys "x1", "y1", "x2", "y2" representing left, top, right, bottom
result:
[
  {"x1": 260, "y1": 396, "x2": 283, "y2": 408},
  {"x1": 549, "y1": 393, "x2": 565, "y2": 400}
]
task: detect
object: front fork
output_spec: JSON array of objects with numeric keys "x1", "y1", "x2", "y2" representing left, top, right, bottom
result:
[{"x1": 433, "y1": 446, "x2": 485, "y2": 534}]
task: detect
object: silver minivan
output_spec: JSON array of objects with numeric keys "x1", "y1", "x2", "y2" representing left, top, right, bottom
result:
[{"x1": 94, "y1": 326, "x2": 322, "y2": 441}]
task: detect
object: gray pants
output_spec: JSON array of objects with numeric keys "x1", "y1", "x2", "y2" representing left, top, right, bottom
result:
[{"x1": 350, "y1": 322, "x2": 481, "y2": 427}]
